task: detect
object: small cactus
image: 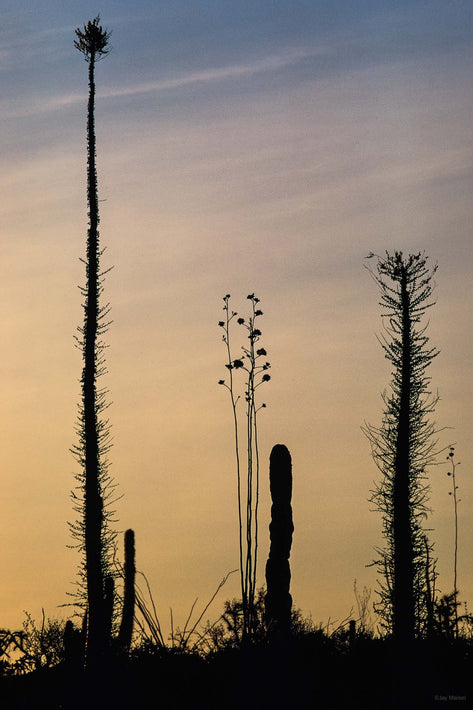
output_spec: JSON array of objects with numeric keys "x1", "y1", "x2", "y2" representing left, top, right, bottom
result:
[
  {"x1": 265, "y1": 444, "x2": 294, "y2": 636},
  {"x1": 349, "y1": 619, "x2": 356, "y2": 649},
  {"x1": 104, "y1": 575, "x2": 115, "y2": 645},
  {"x1": 63, "y1": 619, "x2": 86, "y2": 668},
  {"x1": 117, "y1": 528, "x2": 136, "y2": 653}
]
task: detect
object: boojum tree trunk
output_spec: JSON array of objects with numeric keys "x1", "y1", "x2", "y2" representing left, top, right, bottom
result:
[
  {"x1": 265, "y1": 444, "x2": 294, "y2": 636},
  {"x1": 392, "y1": 264, "x2": 415, "y2": 643},
  {"x1": 82, "y1": 33, "x2": 106, "y2": 672},
  {"x1": 83, "y1": 39, "x2": 106, "y2": 669}
]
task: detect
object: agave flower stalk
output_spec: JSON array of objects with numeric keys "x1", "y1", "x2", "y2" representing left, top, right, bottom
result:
[{"x1": 218, "y1": 294, "x2": 271, "y2": 640}]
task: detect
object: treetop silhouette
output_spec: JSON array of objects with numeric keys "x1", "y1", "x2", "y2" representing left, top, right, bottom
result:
[{"x1": 74, "y1": 16, "x2": 111, "y2": 61}]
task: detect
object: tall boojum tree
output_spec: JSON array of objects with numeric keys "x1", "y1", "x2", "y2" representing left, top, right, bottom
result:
[
  {"x1": 70, "y1": 16, "x2": 115, "y2": 669},
  {"x1": 364, "y1": 252, "x2": 440, "y2": 642}
]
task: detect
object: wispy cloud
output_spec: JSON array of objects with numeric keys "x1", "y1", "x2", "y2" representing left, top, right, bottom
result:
[
  {"x1": 99, "y1": 46, "x2": 326, "y2": 100},
  {"x1": 2, "y1": 45, "x2": 327, "y2": 120},
  {"x1": 0, "y1": 23, "x2": 72, "y2": 63}
]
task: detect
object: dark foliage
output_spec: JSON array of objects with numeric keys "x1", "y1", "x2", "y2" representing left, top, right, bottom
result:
[{"x1": 1, "y1": 631, "x2": 471, "y2": 709}]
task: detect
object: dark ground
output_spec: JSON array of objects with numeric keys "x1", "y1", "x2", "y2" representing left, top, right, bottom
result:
[{"x1": 0, "y1": 635, "x2": 471, "y2": 710}]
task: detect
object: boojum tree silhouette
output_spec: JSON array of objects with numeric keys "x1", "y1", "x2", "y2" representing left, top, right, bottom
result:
[
  {"x1": 70, "y1": 16, "x2": 116, "y2": 669},
  {"x1": 364, "y1": 252, "x2": 440, "y2": 644}
]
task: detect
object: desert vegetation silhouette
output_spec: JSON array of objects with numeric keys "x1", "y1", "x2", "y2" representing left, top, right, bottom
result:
[{"x1": 1, "y1": 16, "x2": 472, "y2": 710}]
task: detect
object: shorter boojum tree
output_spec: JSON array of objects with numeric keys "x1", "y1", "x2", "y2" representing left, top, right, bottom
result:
[{"x1": 364, "y1": 251, "x2": 440, "y2": 641}]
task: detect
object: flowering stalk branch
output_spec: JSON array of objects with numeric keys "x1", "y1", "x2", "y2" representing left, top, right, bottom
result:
[{"x1": 447, "y1": 446, "x2": 461, "y2": 638}]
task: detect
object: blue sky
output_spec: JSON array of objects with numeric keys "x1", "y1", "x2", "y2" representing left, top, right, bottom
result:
[{"x1": 1, "y1": 0, "x2": 473, "y2": 636}]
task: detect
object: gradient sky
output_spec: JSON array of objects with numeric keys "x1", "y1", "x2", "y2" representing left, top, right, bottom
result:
[{"x1": 2, "y1": 1, "x2": 473, "y2": 637}]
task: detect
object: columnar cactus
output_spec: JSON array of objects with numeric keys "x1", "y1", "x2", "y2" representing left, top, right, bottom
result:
[
  {"x1": 117, "y1": 528, "x2": 136, "y2": 653},
  {"x1": 104, "y1": 575, "x2": 115, "y2": 644},
  {"x1": 63, "y1": 619, "x2": 86, "y2": 668},
  {"x1": 265, "y1": 444, "x2": 294, "y2": 636}
]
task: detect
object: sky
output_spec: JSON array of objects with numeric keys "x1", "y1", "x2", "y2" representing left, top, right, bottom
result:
[{"x1": 1, "y1": 0, "x2": 473, "y2": 639}]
